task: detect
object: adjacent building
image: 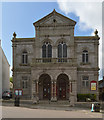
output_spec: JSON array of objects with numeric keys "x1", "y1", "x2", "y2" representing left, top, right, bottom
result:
[
  {"x1": 99, "y1": 76, "x2": 104, "y2": 101},
  {"x1": 0, "y1": 40, "x2": 2, "y2": 98},
  {"x1": 12, "y1": 10, "x2": 100, "y2": 105},
  {"x1": 0, "y1": 40, "x2": 10, "y2": 98}
]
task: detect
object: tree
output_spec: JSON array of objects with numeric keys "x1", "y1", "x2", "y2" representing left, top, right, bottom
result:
[{"x1": 10, "y1": 77, "x2": 13, "y2": 83}]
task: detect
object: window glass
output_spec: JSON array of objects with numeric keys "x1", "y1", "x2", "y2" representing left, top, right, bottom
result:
[
  {"x1": 82, "y1": 81, "x2": 85, "y2": 86},
  {"x1": 82, "y1": 76, "x2": 89, "y2": 87},
  {"x1": 22, "y1": 76, "x2": 28, "y2": 89},
  {"x1": 86, "y1": 81, "x2": 89, "y2": 87},
  {"x1": 86, "y1": 54, "x2": 88, "y2": 62},
  {"x1": 83, "y1": 76, "x2": 89, "y2": 80},
  {"x1": 58, "y1": 44, "x2": 62, "y2": 58},
  {"x1": 48, "y1": 44, "x2": 52, "y2": 58},
  {"x1": 63, "y1": 44, "x2": 67, "y2": 58},
  {"x1": 22, "y1": 51, "x2": 28, "y2": 64},
  {"x1": 82, "y1": 54, "x2": 85, "y2": 63},
  {"x1": 42, "y1": 44, "x2": 46, "y2": 58},
  {"x1": 82, "y1": 50, "x2": 88, "y2": 63},
  {"x1": 42, "y1": 42, "x2": 52, "y2": 58},
  {"x1": 58, "y1": 42, "x2": 67, "y2": 58},
  {"x1": 22, "y1": 81, "x2": 25, "y2": 88},
  {"x1": 25, "y1": 81, "x2": 28, "y2": 88}
]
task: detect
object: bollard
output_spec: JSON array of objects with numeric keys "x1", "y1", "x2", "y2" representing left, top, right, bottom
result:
[
  {"x1": 91, "y1": 103, "x2": 94, "y2": 112},
  {"x1": 94, "y1": 103, "x2": 100, "y2": 112},
  {"x1": 14, "y1": 97, "x2": 20, "y2": 107}
]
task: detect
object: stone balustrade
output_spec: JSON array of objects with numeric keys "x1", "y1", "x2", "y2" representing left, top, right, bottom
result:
[{"x1": 32, "y1": 58, "x2": 76, "y2": 64}]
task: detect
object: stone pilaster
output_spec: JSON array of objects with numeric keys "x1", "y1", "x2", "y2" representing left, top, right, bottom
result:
[
  {"x1": 69, "y1": 81, "x2": 71, "y2": 101},
  {"x1": 36, "y1": 81, "x2": 39, "y2": 102},
  {"x1": 96, "y1": 73, "x2": 99, "y2": 101},
  {"x1": 51, "y1": 81, "x2": 54, "y2": 101},
  {"x1": 32, "y1": 80, "x2": 37, "y2": 103},
  {"x1": 70, "y1": 80, "x2": 77, "y2": 106},
  {"x1": 51, "y1": 80, "x2": 57, "y2": 101},
  {"x1": 54, "y1": 81, "x2": 57, "y2": 101},
  {"x1": 32, "y1": 80, "x2": 38, "y2": 104}
]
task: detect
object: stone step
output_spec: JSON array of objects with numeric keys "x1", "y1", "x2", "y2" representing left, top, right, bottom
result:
[{"x1": 38, "y1": 100, "x2": 70, "y2": 105}]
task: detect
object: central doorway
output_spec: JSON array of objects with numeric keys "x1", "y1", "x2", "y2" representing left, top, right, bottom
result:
[
  {"x1": 58, "y1": 79, "x2": 66, "y2": 99},
  {"x1": 57, "y1": 74, "x2": 69, "y2": 100},
  {"x1": 39, "y1": 74, "x2": 51, "y2": 100}
]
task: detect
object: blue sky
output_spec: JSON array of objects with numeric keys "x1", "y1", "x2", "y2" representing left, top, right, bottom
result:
[{"x1": 1, "y1": 2, "x2": 101, "y2": 77}]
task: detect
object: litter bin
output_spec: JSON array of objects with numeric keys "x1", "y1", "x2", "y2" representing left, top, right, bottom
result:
[
  {"x1": 14, "y1": 97, "x2": 20, "y2": 106},
  {"x1": 94, "y1": 103, "x2": 100, "y2": 112}
]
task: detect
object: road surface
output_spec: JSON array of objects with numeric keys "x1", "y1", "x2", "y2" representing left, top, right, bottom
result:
[{"x1": 2, "y1": 106, "x2": 103, "y2": 118}]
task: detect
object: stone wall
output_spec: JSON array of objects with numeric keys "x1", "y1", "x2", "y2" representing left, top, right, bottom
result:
[{"x1": 12, "y1": 10, "x2": 99, "y2": 104}]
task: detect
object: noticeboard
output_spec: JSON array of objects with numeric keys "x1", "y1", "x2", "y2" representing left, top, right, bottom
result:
[
  {"x1": 14, "y1": 89, "x2": 23, "y2": 96},
  {"x1": 90, "y1": 81, "x2": 97, "y2": 91}
]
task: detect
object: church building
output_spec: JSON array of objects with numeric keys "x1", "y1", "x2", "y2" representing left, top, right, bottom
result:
[{"x1": 12, "y1": 9, "x2": 100, "y2": 105}]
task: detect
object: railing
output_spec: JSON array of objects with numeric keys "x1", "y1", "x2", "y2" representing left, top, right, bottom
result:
[{"x1": 32, "y1": 58, "x2": 76, "y2": 63}]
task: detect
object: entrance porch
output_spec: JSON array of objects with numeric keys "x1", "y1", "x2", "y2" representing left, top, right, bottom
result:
[{"x1": 32, "y1": 73, "x2": 77, "y2": 106}]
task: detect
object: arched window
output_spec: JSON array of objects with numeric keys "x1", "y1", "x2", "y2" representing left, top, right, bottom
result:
[
  {"x1": 58, "y1": 42, "x2": 67, "y2": 62},
  {"x1": 22, "y1": 51, "x2": 28, "y2": 64},
  {"x1": 42, "y1": 42, "x2": 52, "y2": 62},
  {"x1": 82, "y1": 50, "x2": 88, "y2": 63}
]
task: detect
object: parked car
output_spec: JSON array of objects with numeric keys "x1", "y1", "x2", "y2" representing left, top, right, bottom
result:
[{"x1": 2, "y1": 91, "x2": 12, "y2": 99}]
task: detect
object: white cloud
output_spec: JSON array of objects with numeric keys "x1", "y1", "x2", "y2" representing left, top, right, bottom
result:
[
  {"x1": 57, "y1": 0, "x2": 103, "y2": 79},
  {"x1": 10, "y1": 66, "x2": 12, "y2": 77},
  {"x1": 57, "y1": 0, "x2": 102, "y2": 32}
]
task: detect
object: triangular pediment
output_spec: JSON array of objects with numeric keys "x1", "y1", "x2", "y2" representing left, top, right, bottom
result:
[{"x1": 33, "y1": 9, "x2": 76, "y2": 26}]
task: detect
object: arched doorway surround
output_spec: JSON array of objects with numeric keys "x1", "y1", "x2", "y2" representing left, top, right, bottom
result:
[
  {"x1": 38, "y1": 74, "x2": 51, "y2": 100},
  {"x1": 57, "y1": 74, "x2": 69, "y2": 100}
]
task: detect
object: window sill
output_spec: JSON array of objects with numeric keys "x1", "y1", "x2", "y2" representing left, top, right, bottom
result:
[
  {"x1": 19, "y1": 63, "x2": 30, "y2": 66},
  {"x1": 80, "y1": 62, "x2": 91, "y2": 65}
]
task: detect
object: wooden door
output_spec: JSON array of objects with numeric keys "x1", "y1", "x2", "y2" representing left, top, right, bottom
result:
[
  {"x1": 59, "y1": 82, "x2": 66, "y2": 99},
  {"x1": 43, "y1": 80, "x2": 51, "y2": 99}
]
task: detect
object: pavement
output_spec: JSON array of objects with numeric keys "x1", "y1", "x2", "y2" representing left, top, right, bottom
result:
[
  {"x1": 1, "y1": 99, "x2": 104, "y2": 118},
  {"x1": 2, "y1": 99, "x2": 90, "y2": 111},
  {"x1": 2, "y1": 106, "x2": 103, "y2": 118}
]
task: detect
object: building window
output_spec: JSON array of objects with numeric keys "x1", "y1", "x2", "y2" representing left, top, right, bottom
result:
[
  {"x1": 82, "y1": 50, "x2": 88, "y2": 63},
  {"x1": 22, "y1": 81, "x2": 28, "y2": 88},
  {"x1": 58, "y1": 42, "x2": 67, "y2": 62},
  {"x1": 22, "y1": 51, "x2": 28, "y2": 64},
  {"x1": 22, "y1": 76, "x2": 28, "y2": 89},
  {"x1": 42, "y1": 42, "x2": 52, "y2": 62},
  {"x1": 82, "y1": 76, "x2": 89, "y2": 87}
]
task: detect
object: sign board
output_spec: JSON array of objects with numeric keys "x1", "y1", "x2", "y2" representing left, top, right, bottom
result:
[
  {"x1": 14, "y1": 89, "x2": 23, "y2": 96},
  {"x1": 15, "y1": 90, "x2": 19, "y2": 96},
  {"x1": 90, "y1": 81, "x2": 97, "y2": 91}
]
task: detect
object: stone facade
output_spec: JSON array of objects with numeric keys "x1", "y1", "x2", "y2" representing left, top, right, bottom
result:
[
  {"x1": 12, "y1": 10, "x2": 100, "y2": 105},
  {"x1": 99, "y1": 76, "x2": 104, "y2": 101},
  {"x1": 0, "y1": 40, "x2": 10, "y2": 98}
]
